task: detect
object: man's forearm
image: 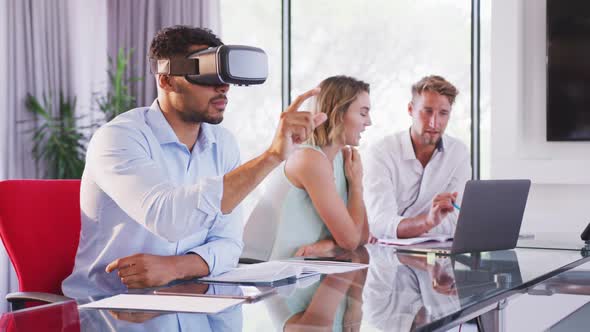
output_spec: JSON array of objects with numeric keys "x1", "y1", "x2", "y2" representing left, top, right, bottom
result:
[
  {"x1": 220, "y1": 150, "x2": 282, "y2": 214},
  {"x1": 396, "y1": 213, "x2": 432, "y2": 238}
]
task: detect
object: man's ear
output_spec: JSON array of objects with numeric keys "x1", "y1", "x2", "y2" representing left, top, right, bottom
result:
[
  {"x1": 158, "y1": 74, "x2": 176, "y2": 92},
  {"x1": 408, "y1": 102, "x2": 414, "y2": 117}
]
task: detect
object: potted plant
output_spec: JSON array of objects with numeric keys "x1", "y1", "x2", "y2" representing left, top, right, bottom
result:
[
  {"x1": 95, "y1": 48, "x2": 141, "y2": 121},
  {"x1": 24, "y1": 92, "x2": 86, "y2": 179}
]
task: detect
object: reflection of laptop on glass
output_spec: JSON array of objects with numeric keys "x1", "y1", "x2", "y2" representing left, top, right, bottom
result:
[
  {"x1": 452, "y1": 250, "x2": 524, "y2": 300},
  {"x1": 396, "y1": 179, "x2": 531, "y2": 255}
]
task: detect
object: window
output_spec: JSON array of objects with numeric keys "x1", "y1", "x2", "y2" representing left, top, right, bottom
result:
[
  {"x1": 220, "y1": 0, "x2": 282, "y2": 223},
  {"x1": 291, "y1": 0, "x2": 473, "y2": 153},
  {"x1": 220, "y1": 0, "x2": 482, "y2": 219}
]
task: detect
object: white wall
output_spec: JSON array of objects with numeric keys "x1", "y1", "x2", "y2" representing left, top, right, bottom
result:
[
  {"x1": 493, "y1": 1, "x2": 590, "y2": 329},
  {"x1": 491, "y1": 0, "x2": 590, "y2": 234}
]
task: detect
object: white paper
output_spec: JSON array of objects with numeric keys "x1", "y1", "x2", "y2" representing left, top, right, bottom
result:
[
  {"x1": 201, "y1": 261, "x2": 303, "y2": 283},
  {"x1": 201, "y1": 260, "x2": 368, "y2": 284},
  {"x1": 78, "y1": 294, "x2": 244, "y2": 313},
  {"x1": 378, "y1": 234, "x2": 453, "y2": 246},
  {"x1": 279, "y1": 260, "x2": 369, "y2": 275}
]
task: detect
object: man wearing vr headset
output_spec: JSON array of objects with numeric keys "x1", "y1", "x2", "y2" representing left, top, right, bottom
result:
[{"x1": 62, "y1": 25, "x2": 326, "y2": 296}]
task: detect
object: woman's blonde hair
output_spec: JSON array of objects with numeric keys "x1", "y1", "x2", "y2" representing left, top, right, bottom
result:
[{"x1": 309, "y1": 76, "x2": 370, "y2": 147}]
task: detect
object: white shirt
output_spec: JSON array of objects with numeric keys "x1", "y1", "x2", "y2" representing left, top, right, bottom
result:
[
  {"x1": 62, "y1": 100, "x2": 243, "y2": 298},
  {"x1": 363, "y1": 129, "x2": 471, "y2": 239}
]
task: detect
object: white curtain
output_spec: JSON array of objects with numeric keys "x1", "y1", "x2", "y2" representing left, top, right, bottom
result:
[
  {"x1": 0, "y1": 0, "x2": 74, "y2": 313},
  {"x1": 107, "y1": 0, "x2": 221, "y2": 107},
  {"x1": 0, "y1": 0, "x2": 108, "y2": 313},
  {"x1": 0, "y1": 0, "x2": 14, "y2": 314}
]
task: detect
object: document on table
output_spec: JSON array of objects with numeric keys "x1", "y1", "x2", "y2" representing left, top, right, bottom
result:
[
  {"x1": 200, "y1": 260, "x2": 368, "y2": 284},
  {"x1": 78, "y1": 294, "x2": 244, "y2": 313},
  {"x1": 378, "y1": 234, "x2": 453, "y2": 246}
]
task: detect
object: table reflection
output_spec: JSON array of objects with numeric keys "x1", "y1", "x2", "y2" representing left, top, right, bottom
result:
[
  {"x1": 363, "y1": 245, "x2": 525, "y2": 331},
  {"x1": 79, "y1": 304, "x2": 243, "y2": 332},
  {"x1": 263, "y1": 248, "x2": 370, "y2": 332},
  {"x1": 363, "y1": 245, "x2": 461, "y2": 331}
]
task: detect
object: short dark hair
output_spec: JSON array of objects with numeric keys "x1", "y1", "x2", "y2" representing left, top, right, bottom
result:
[
  {"x1": 411, "y1": 75, "x2": 459, "y2": 105},
  {"x1": 148, "y1": 25, "x2": 223, "y2": 59}
]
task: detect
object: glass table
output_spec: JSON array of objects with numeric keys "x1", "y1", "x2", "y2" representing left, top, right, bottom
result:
[
  {"x1": 517, "y1": 232, "x2": 590, "y2": 252},
  {"x1": 2, "y1": 241, "x2": 590, "y2": 332}
]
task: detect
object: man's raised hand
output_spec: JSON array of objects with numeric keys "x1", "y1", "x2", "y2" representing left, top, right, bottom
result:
[{"x1": 267, "y1": 88, "x2": 327, "y2": 162}]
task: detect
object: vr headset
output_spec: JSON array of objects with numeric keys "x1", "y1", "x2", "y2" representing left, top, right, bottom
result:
[{"x1": 149, "y1": 45, "x2": 268, "y2": 86}]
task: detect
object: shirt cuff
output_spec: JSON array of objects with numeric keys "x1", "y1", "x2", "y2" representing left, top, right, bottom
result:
[
  {"x1": 388, "y1": 215, "x2": 405, "y2": 239},
  {"x1": 188, "y1": 246, "x2": 217, "y2": 276},
  {"x1": 190, "y1": 175, "x2": 224, "y2": 218},
  {"x1": 370, "y1": 214, "x2": 404, "y2": 239}
]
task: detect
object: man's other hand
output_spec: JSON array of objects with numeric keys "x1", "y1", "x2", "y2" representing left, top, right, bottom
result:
[{"x1": 426, "y1": 192, "x2": 458, "y2": 229}]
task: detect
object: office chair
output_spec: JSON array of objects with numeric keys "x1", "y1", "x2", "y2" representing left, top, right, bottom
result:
[{"x1": 0, "y1": 180, "x2": 81, "y2": 310}]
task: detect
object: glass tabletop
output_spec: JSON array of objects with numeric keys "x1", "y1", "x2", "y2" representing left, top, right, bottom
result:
[
  {"x1": 2, "y1": 244, "x2": 590, "y2": 332},
  {"x1": 363, "y1": 245, "x2": 590, "y2": 332},
  {"x1": 517, "y1": 232, "x2": 590, "y2": 251},
  {"x1": 507, "y1": 260, "x2": 590, "y2": 331}
]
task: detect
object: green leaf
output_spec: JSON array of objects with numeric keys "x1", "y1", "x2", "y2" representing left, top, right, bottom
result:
[
  {"x1": 95, "y1": 47, "x2": 142, "y2": 121},
  {"x1": 23, "y1": 91, "x2": 86, "y2": 179}
]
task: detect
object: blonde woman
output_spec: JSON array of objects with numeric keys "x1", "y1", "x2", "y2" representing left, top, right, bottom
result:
[{"x1": 243, "y1": 75, "x2": 372, "y2": 260}]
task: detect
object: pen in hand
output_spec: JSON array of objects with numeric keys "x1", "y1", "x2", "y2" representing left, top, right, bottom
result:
[{"x1": 452, "y1": 201, "x2": 461, "y2": 211}]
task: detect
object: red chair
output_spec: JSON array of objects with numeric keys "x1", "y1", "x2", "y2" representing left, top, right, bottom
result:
[{"x1": 0, "y1": 180, "x2": 81, "y2": 310}]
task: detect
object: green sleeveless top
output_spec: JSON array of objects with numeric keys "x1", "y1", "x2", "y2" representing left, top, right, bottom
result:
[
  {"x1": 242, "y1": 145, "x2": 349, "y2": 261},
  {"x1": 269, "y1": 145, "x2": 348, "y2": 259}
]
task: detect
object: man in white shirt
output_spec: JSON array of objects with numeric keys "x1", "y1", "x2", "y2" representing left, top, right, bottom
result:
[
  {"x1": 364, "y1": 75, "x2": 471, "y2": 239},
  {"x1": 62, "y1": 26, "x2": 326, "y2": 297}
]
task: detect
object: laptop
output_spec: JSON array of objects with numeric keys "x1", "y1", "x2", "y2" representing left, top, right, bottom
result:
[{"x1": 396, "y1": 179, "x2": 531, "y2": 255}]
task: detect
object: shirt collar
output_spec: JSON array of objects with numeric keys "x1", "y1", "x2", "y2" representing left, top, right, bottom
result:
[
  {"x1": 196, "y1": 122, "x2": 216, "y2": 151},
  {"x1": 402, "y1": 127, "x2": 445, "y2": 160},
  {"x1": 146, "y1": 100, "x2": 180, "y2": 145},
  {"x1": 145, "y1": 99, "x2": 217, "y2": 150}
]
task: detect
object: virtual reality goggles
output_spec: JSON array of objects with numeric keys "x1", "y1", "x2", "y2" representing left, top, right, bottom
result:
[{"x1": 149, "y1": 45, "x2": 268, "y2": 86}]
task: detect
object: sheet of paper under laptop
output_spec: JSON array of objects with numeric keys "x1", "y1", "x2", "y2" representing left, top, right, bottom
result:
[{"x1": 378, "y1": 234, "x2": 453, "y2": 246}]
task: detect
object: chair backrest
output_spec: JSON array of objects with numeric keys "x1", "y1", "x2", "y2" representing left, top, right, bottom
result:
[{"x1": 0, "y1": 180, "x2": 81, "y2": 295}]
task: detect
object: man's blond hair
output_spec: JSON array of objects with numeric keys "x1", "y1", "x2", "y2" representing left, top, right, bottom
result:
[{"x1": 411, "y1": 75, "x2": 459, "y2": 105}]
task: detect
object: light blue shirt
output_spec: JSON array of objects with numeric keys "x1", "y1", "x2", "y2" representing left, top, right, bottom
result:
[{"x1": 62, "y1": 100, "x2": 243, "y2": 298}]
